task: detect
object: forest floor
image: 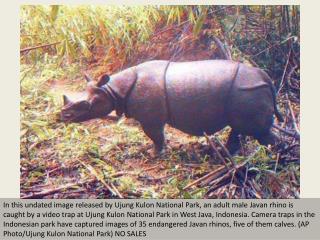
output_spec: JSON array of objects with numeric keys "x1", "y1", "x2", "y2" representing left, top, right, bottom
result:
[{"x1": 20, "y1": 19, "x2": 300, "y2": 199}]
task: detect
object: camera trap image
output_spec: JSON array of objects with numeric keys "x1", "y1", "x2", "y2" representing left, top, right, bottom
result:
[{"x1": 20, "y1": 6, "x2": 300, "y2": 199}]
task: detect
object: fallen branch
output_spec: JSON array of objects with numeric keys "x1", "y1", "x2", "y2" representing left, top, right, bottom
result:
[
  {"x1": 78, "y1": 160, "x2": 123, "y2": 198},
  {"x1": 279, "y1": 143, "x2": 300, "y2": 154},
  {"x1": 287, "y1": 64, "x2": 299, "y2": 92},
  {"x1": 142, "y1": 164, "x2": 162, "y2": 172},
  {"x1": 272, "y1": 124, "x2": 300, "y2": 139},
  {"x1": 228, "y1": 169, "x2": 236, "y2": 192},
  {"x1": 241, "y1": 165, "x2": 249, "y2": 198},
  {"x1": 209, "y1": 160, "x2": 247, "y2": 186},
  {"x1": 109, "y1": 171, "x2": 126, "y2": 178},
  {"x1": 207, "y1": 170, "x2": 233, "y2": 190},
  {"x1": 287, "y1": 98, "x2": 300, "y2": 136},
  {"x1": 110, "y1": 182, "x2": 123, "y2": 199},
  {"x1": 21, "y1": 179, "x2": 95, "y2": 199},
  {"x1": 214, "y1": 137, "x2": 236, "y2": 167},
  {"x1": 268, "y1": 158, "x2": 300, "y2": 165},
  {"x1": 274, "y1": 153, "x2": 280, "y2": 173},
  {"x1": 205, "y1": 160, "x2": 249, "y2": 197},
  {"x1": 183, "y1": 165, "x2": 226, "y2": 190},
  {"x1": 20, "y1": 41, "x2": 61, "y2": 54},
  {"x1": 278, "y1": 49, "x2": 291, "y2": 93},
  {"x1": 251, "y1": 36, "x2": 296, "y2": 58},
  {"x1": 204, "y1": 132, "x2": 230, "y2": 168}
]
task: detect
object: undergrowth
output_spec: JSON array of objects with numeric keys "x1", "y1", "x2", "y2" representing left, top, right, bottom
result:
[
  {"x1": 20, "y1": 61, "x2": 299, "y2": 199},
  {"x1": 20, "y1": 5, "x2": 300, "y2": 199}
]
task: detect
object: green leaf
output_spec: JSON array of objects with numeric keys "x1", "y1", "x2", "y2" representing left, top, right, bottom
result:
[
  {"x1": 50, "y1": 5, "x2": 59, "y2": 22},
  {"x1": 193, "y1": 12, "x2": 206, "y2": 36}
]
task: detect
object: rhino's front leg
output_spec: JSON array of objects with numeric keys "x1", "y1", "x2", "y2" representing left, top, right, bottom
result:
[
  {"x1": 226, "y1": 129, "x2": 241, "y2": 155},
  {"x1": 142, "y1": 124, "x2": 165, "y2": 156}
]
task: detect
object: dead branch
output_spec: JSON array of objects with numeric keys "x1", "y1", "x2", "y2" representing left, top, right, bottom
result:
[
  {"x1": 272, "y1": 124, "x2": 300, "y2": 139},
  {"x1": 287, "y1": 64, "x2": 299, "y2": 92},
  {"x1": 279, "y1": 143, "x2": 300, "y2": 154},
  {"x1": 251, "y1": 36, "x2": 296, "y2": 58},
  {"x1": 183, "y1": 165, "x2": 226, "y2": 190},
  {"x1": 287, "y1": 98, "x2": 300, "y2": 136},
  {"x1": 200, "y1": 167, "x2": 230, "y2": 187},
  {"x1": 268, "y1": 158, "x2": 300, "y2": 166},
  {"x1": 208, "y1": 170, "x2": 233, "y2": 189},
  {"x1": 78, "y1": 160, "x2": 123, "y2": 198},
  {"x1": 110, "y1": 183, "x2": 123, "y2": 198},
  {"x1": 214, "y1": 137, "x2": 236, "y2": 167},
  {"x1": 274, "y1": 153, "x2": 280, "y2": 173},
  {"x1": 204, "y1": 132, "x2": 229, "y2": 168},
  {"x1": 209, "y1": 160, "x2": 247, "y2": 185},
  {"x1": 228, "y1": 169, "x2": 236, "y2": 191},
  {"x1": 20, "y1": 41, "x2": 61, "y2": 54},
  {"x1": 109, "y1": 171, "x2": 126, "y2": 178},
  {"x1": 142, "y1": 164, "x2": 162, "y2": 172},
  {"x1": 21, "y1": 179, "x2": 95, "y2": 199},
  {"x1": 278, "y1": 49, "x2": 291, "y2": 93},
  {"x1": 205, "y1": 158, "x2": 256, "y2": 198}
]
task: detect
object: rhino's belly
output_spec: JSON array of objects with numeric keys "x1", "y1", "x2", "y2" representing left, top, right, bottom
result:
[
  {"x1": 169, "y1": 119, "x2": 226, "y2": 136},
  {"x1": 167, "y1": 101, "x2": 228, "y2": 136}
]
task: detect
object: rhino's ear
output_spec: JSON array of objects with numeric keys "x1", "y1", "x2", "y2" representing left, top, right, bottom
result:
[
  {"x1": 108, "y1": 68, "x2": 137, "y2": 99},
  {"x1": 84, "y1": 73, "x2": 94, "y2": 82},
  {"x1": 63, "y1": 95, "x2": 72, "y2": 105},
  {"x1": 97, "y1": 74, "x2": 110, "y2": 87}
]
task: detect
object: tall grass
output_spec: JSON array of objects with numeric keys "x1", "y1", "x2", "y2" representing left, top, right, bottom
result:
[
  {"x1": 21, "y1": 6, "x2": 169, "y2": 63},
  {"x1": 20, "y1": 5, "x2": 210, "y2": 64}
]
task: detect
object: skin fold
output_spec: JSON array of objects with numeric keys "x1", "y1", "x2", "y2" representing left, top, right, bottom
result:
[{"x1": 60, "y1": 60, "x2": 283, "y2": 156}]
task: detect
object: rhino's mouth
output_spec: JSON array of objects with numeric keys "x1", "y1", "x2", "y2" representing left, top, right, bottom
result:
[
  {"x1": 60, "y1": 113, "x2": 74, "y2": 122},
  {"x1": 60, "y1": 110, "x2": 90, "y2": 123},
  {"x1": 60, "y1": 99, "x2": 93, "y2": 123},
  {"x1": 62, "y1": 113, "x2": 72, "y2": 119}
]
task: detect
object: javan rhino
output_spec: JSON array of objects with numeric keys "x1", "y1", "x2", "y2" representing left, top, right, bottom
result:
[{"x1": 60, "y1": 60, "x2": 283, "y2": 155}]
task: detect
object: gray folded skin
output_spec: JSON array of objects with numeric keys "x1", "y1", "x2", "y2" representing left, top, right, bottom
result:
[{"x1": 61, "y1": 60, "x2": 283, "y2": 156}]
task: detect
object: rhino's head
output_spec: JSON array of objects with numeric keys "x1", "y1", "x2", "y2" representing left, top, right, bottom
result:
[{"x1": 60, "y1": 74, "x2": 114, "y2": 122}]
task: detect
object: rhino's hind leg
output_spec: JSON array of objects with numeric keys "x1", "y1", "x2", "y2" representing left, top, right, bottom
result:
[
  {"x1": 226, "y1": 129, "x2": 241, "y2": 155},
  {"x1": 142, "y1": 124, "x2": 165, "y2": 156},
  {"x1": 254, "y1": 129, "x2": 276, "y2": 147}
]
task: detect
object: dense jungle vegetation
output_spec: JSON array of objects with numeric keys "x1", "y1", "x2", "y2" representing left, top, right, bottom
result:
[{"x1": 20, "y1": 5, "x2": 300, "y2": 199}]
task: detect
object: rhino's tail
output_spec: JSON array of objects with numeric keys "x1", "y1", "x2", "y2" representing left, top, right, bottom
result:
[
  {"x1": 260, "y1": 70, "x2": 284, "y2": 123},
  {"x1": 239, "y1": 70, "x2": 284, "y2": 123}
]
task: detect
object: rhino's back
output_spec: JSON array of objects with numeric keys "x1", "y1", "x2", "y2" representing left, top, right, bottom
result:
[{"x1": 166, "y1": 60, "x2": 239, "y2": 135}]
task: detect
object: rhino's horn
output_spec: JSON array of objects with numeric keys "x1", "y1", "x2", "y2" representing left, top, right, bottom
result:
[
  {"x1": 63, "y1": 95, "x2": 71, "y2": 105},
  {"x1": 84, "y1": 73, "x2": 93, "y2": 82}
]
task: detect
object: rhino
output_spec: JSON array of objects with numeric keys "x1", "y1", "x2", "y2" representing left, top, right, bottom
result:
[{"x1": 60, "y1": 60, "x2": 283, "y2": 156}]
